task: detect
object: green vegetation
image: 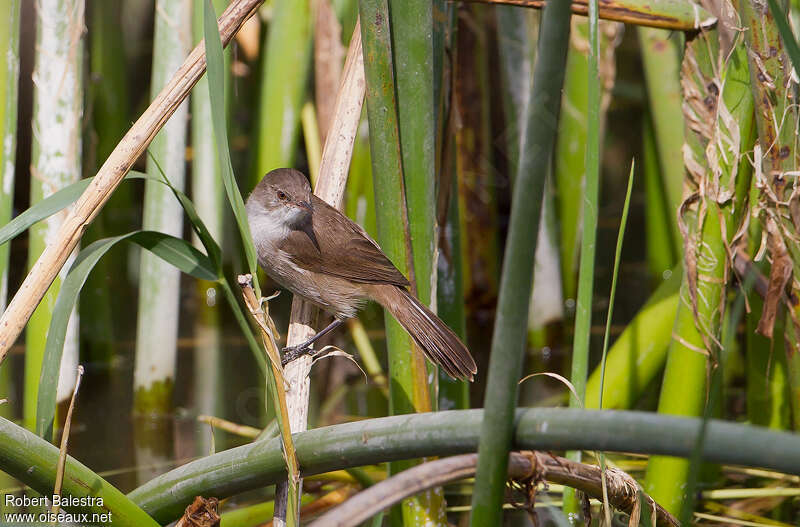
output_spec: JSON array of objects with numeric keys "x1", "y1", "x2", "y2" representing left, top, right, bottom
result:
[{"x1": 0, "y1": 1, "x2": 798, "y2": 525}]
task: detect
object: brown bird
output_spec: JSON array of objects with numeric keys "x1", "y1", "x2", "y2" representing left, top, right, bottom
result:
[{"x1": 245, "y1": 168, "x2": 477, "y2": 381}]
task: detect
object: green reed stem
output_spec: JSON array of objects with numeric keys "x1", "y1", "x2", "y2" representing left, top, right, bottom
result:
[
  {"x1": 469, "y1": 1, "x2": 571, "y2": 524},
  {"x1": 252, "y1": 0, "x2": 312, "y2": 187},
  {"x1": 563, "y1": 0, "x2": 599, "y2": 520}
]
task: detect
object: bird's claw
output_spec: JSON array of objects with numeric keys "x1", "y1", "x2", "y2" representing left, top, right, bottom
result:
[{"x1": 281, "y1": 344, "x2": 317, "y2": 366}]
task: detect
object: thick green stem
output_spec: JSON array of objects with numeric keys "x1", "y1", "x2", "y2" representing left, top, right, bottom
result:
[
  {"x1": 387, "y1": 0, "x2": 446, "y2": 521},
  {"x1": 645, "y1": 19, "x2": 755, "y2": 516},
  {"x1": 190, "y1": 0, "x2": 230, "y2": 458},
  {"x1": 389, "y1": 0, "x2": 436, "y2": 310},
  {"x1": 359, "y1": 4, "x2": 440, "y2": 522},
  {"x1": 0, "y1": 417, "x2": 160, "y2": 526},
  {"x1": 469, "y1": 1, "x2": 571, "y2": 524},
  {"x1": 359, "y1": 0, "x2": 430, "y2": 414},
  {"x1": 122, "y1": 408, "x2": 800, "y2": 524}
]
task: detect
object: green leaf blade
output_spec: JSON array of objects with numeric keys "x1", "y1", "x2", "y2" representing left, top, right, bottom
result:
[{"x1": 37, "y1": 232, "x2": 216, "y2": 439}]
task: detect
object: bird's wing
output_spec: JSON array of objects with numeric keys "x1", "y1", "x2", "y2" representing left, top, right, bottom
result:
[{"x1": 279, "y1": 195, "x2": 410, "y2": 287}]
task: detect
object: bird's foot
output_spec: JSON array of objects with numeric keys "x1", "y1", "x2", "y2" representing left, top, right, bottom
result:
[{"x1": 281, "y1": 343, "x2": 318, "y2": 366}]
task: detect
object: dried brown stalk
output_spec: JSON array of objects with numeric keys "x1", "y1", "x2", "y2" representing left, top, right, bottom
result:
[
  {"x1": 273, "y1": 19, "x2": 365, "y2": 524},
  {"x1": 52, "y1": 364, "x2": 84, "y2": 514},
  {"x1": 306, "y1": 451, "x2": 678, "y2": 527},
  {"x1": 197, "y1": 414, "x2": 261, "y2": 439},
  {"x1": 237, "y1": 274, "x2": 298, "y2": 481},
  {"x1": 0, "y1": 0, "x2": 265, "y2": 361},
  {"x1": 176, "y1": 496, "x2": 220, "y2": 527},
  {"x1": 462, "y1": 0, "x2": 715, "y2": 31},
  {"x1": 313, "y1": 0, "x2": 345, "y2": 143}
]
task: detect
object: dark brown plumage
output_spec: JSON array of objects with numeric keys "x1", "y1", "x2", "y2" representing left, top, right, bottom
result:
[{"x1": 246, "y1": 168, "x2": 477, "y2": 381}]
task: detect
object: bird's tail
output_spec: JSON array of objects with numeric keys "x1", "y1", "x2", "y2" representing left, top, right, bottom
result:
[{"x1": 374, "y1": 285, "x2": 477, "y2": 381}]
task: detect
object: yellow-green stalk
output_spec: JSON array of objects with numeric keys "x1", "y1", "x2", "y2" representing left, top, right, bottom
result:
[
  {"x1": 638, "y1": 26, "x2": 684, "y2": 266},
  {"x1": 585, "y1": 269, "x2": 681, "y2": 409},
  {"x1": 191, "y1": 0, "x2": 230, "y2": 454},
  {"x1": 252, "y1": 0, "x2": 312, "y2": 187},
  {"x1": 645, "y1": 15, "x2": 755, "y2": 515},
  {"x1": 359, "y1": 0, "x2": 445, "y2": 523}
]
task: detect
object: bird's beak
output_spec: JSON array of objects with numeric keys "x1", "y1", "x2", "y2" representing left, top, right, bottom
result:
[{"x1": 297, "y1": 200, "x2": 313, "y2": 213}]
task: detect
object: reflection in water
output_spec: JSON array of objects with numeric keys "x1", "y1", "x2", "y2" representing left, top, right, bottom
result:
[{"x1": 0, "y1": 301, "x2": 264, "y2": 498}]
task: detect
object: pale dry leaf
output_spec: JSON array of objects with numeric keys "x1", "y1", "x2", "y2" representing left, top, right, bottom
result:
[
  {"x1": 311, "y1": 345, "x2": 368, "y2": 383},
  {"x1": 519, "y1": 372, "x2": 583, "y2": 408}
]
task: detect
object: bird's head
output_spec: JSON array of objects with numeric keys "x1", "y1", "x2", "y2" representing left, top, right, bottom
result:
[{"x1": 246, "y1": 168, "x2": 314, "y2": 229}]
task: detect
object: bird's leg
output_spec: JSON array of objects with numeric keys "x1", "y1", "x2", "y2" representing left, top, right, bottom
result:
[{"x1": 281, "y1": 318, "x2": 345, "y2": 365}]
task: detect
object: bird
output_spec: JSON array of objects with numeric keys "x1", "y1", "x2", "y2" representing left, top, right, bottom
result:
[{"x1": 245, "y1": 168, "x2": 477, "y2": 381}]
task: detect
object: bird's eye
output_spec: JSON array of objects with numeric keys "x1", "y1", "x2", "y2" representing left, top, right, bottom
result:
[{"x1": 277, "y1": 191, "x2": 287, "y2": 201}]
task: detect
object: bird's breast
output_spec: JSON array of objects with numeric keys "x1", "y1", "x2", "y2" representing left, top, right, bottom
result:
[{"x1": 258, "y1": 247, "x2": 367, "y2": 319}]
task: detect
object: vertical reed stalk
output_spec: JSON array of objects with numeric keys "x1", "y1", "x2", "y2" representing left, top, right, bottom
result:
[
  {"x1": 82, "y1": 0, "x2": 133, "y2": 361},
  {"x1": 642, "y1": 114, "x2": 677, "y2": 280},
  {"x1": 253, "y1": 0, "x2": 312, "y2": 187},
  {"x1": 359, "y1": 2, "x2": 442, "y2": 523},
  {"x1": 0, "y1": 0, "x2": 20, "y2": 339},
  {"x1": 358, "y1": 0, "x2": 428, "y2": 414},
  {"x1": 638, "y1": 26, "x2": 684, "y2": 265},
  {"x1": 26, "y1": 0, "x2": 84, "y2": 431},
  {"x1": 133, "y1": 0, "x2": 192, "y2": 415},
  {"x1": 388, "y1": 1, "x2": 447, "y2": 522},
  {"x1": 736, "y1": 0, "x2": 800, "y2": 429},
  {"x1": 0, "y1": 0, "x2": 20, "y2": 432},
  {"x1": 389, "y1": 0, "x2": 436, "y2": 318},
  {"x1": 554, "y1": 19, "x2": 590, "y2": 304},
  {"x1": 645, "y1": 12, "x2": 754, "y2": 514},
  {"x1": 469, "y1": 1, "x2": 571, "y2": 523},
  {"x1": 191, "y1": 0, "x2": 230, "y2": 454},
  {"x1": 563, "y1": 1, "x2": 601, "y2": 520}
]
